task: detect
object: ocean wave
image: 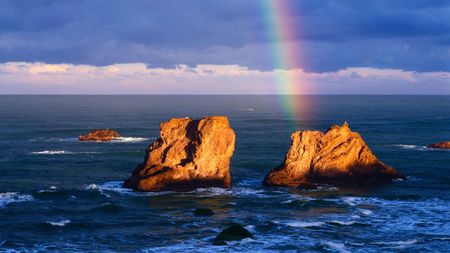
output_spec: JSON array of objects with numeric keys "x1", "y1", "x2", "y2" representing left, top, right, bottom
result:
[
  {"x1": 0, "y1": 192, "x2": 34, "y2": 208},
  {"x1": 274, "y1": 220, "x2": 325, "y2": 228},
  {"x1": 30, "y1": 150, "x2": 100, "y2": 155},
  {"x1": 359, "y1": 209, "x2": 373, "y2": 215},
  {"x1": 110, "y1": 137, "x2": 150, "y2": 143},
  {"x1": 191, "y1": 186, "x2": 271, "y2": 198},
  {"x1": 327, "y1": 220, "x2": 357, "y2": 226},
  {"x1": 391, "y1": 144, "x2": 449, "y2": 151},
  {"x1": 371, "y1": 239, "x2": 418, "y2": 247},
  {"x1": 47, "y1": 219, "x2": 71, "y2": 227},
  {"x1": 85, "y1": 181, "x2": 168, "y2": 196},
  {"x1": 31, "y1": 150, "x2": 71, "y2": 155},
  {"x1": 321, "y1": 241, "x2": 351, "y2": 253},
  {"x1": 29, "y1": 136, "x2": 150, "y2": 143}
]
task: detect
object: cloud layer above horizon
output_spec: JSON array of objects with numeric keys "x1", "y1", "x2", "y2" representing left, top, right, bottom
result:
[
  {"x1": 0, "y1": 0, "x2": 448, "y2": 94},
  {"x1": 1, "y1": 62, "x2": 448, "y2": 94}
]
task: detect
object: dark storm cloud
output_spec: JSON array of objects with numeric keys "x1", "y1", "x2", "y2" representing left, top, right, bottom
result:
[{"x1": 0, "y1": 0, "x2": 448, "y2": 72}]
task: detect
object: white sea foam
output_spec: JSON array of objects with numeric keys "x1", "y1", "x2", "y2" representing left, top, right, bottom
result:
[
  {"x1": 86, "y1": 181, "x2": 169, "y2": 196},
  {"x1": 359, "y1": 209, "x2": 373, "y2": 215},
  {"x1": 237, "y1": 108, "x2": 256, "y2": 111},
  {"x1": 31, "y1": 150, "x2": 72, "y2": 155},
  {"x1": 372, "y1": 239, "x2": 418, "y2": 247},
  {"x1": 0, "y1": 192, "x2": 34, "y2": 208},
  {"x1": 284, "y1": 221, "x2": 325, "y2": 228},
  {"x1": 191, "y1": 186, "x2": 270, "y2": 198},
  {"x1": 110, "y1": 137, "x2": 150, "y2": 143},
  {"x1": 321, "y1": 241, "x2": 351, "y2": 253},
  {"x1": 392, "y1": 144, "x2": 431, "y2": 151},
  {"x1": 47, "y1": 219, "x2": 71, "y2": 227},
  {"x1": 341, "y1": 196, "x2": 358, "y2": 206},
  {"x1": 31, "y1": 150, "x2": 101, "y2": 155},
  {"x1": 328, "y1": 220, "x2": 356, "y2": 226}
]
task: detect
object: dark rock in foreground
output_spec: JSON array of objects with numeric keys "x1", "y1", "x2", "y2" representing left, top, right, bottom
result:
[
  {"x1": 79, "y1": 129, "x2": 121, "y2": 142},
  {"x1": 427, "y1": 141, "x2": 450, "y2": 149},
  {"x1": 213, "y1": 224, "x2": 253, "y2": 245},
  {"x1": 193, "y1": 208, "x2": 214, "y2": 216},
  {"x1": 123, "y1": 116, "x2": 235, "y2": 192},
  {"x1": 264, "y1": 123, "x2": 405, "y2": 187}
]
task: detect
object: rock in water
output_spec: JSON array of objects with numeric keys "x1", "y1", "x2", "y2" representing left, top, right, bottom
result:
[
  {"x1": 123, "y1": 116, "x2": 235, "y2": 192},
  {"x1": 214, "y1": 224, "x2": 253, "y2": 245},
  {"x1": 78, "y1": 129, "x2": 121, "y2": 142},
  {"x1": 193, "y1": 208, "x2": 214, "y2": 216},
  {"x1": 263, "y1": 123, "x2": 405, "y2": 187},
  {"x1": 427, "y1": 141, "x2": 450, "y2": 149}
]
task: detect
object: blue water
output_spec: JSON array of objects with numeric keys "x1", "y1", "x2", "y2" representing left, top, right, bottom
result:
[{"x1": 0, "y1": 95, "x2": 449, "y2": 252}]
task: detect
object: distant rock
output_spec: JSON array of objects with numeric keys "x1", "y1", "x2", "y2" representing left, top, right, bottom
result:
[
  {"x1": 123, "y1": 116, "x2": 235, "y2": 192},
  {"x1": 213, "y1": 224, "x2": 253, "y2": 245},
  {"x1": 78, "y1": 129, "x2": 121, "y2": 142},
  {"x1": 263, "y1": 123, "x2": 405, "y2": 187},
  {"x1": 193, "y1": 208, "x2": 214, "y2": 216},
  {"x1": 427, "y1": 141, "x2": 450, "y2": 149}
]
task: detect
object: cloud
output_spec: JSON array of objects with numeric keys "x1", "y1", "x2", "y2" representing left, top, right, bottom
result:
[
  {"x1": 0, "y1": 62, "x2": 448, "y2": 94},
  {"x1": 0, "y1": 0, "x2": 448, "y2": 72}
]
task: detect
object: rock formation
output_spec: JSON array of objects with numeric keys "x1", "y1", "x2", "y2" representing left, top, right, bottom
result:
[
  {"x1": 78, "y1": 129, "x2": 121, "y2": 142},
  {"x1": 427, "y1": 141, "x2": 450, "y2": 149},
  {"x1": 123, "y1": 116, "x2": 235, "y2": 192},
  {"x1": 213, "y1": 224, "x2": 253, "y2": 245},
  {"x1": 193, "y1": 208, "x2": 214, "y2": 216},
  {"x1": 263, "y1": 123, "x2": 405, "y2": 187}
]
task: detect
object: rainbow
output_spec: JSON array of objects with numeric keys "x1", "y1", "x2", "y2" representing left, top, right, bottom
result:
[{"x1": 262, "y1": 0, "x2": 310, "y2": 123}]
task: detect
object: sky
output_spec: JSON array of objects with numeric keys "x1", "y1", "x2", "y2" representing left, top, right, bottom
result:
[{"x1": 0, "y1": 0, "x2": 449, "y2": 94}]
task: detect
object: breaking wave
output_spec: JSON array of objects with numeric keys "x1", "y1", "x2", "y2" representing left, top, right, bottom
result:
[
  {"x1": 30, "y1": 150, "x2": 100, "y2": 155},
  {"x1": 0, "y1": 192, "x2": 34, "y2": 208},
  {"x1": 110, "y1": 137, "x2": 150, "y2": 143},
  {"x1": 47, "y1": 219, "x2": 71, "y2": 227},
  {"x1": 391, "y1": 144, "x2": 448, "y2": 151}
]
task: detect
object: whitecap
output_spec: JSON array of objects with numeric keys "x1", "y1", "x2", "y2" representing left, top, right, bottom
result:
[
  {"x1": 285, "y1": 221, "x2": 325, "y2": 228},
  {"x1": 342, "y1": 196, "x2": 358, "y2": 206},
  {"x1": 191, "y1": 186, "x2": 270, "y2": 198},
  {"x1": 321, "y1": 241, "x2": 351, "y2": 253},
  {"x1": 31, "y1": 150, "x2": 71, "y2": 155},
  {"x1": 237, "y1": 108, "x2": 256, "y2": 111},
  {"x1": 85, "y1": 184, "x2": 98, "y2": 190},
  {"x1": 372, "y1": 239, "x2": 417, "y2": 246},
  {"x1": 31, "y1": 150, "x2": 101, "y2": 155},
  {"x1": 47, "y1": 219, "x2": 71, "y2": 227},
  {"x1": 86, "y1": 181, "x2": 168, "y2": 196},
  {"x1": 359, "y1": 209, "x2": 373, "y2": 215},
  {"x1": 0, "y1": 192, "x2": 34, "y2": 208},
  {"x1": 189, "y1": 187, "x2": 230, "y2": 197},
  {"x1": 110, "y1": 137, "x2": 150, "y2": 143},
  {"x1": 392, "y1": 144, "x2": 428, "y2": 151},
  {"x1": 328, "y1": 220, "x2": 356, "y2": 226}
]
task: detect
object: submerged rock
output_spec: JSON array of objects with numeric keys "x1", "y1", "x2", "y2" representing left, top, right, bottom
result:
[
  {"x1": 193, "y1": 208, "x2": 214, "y2": 216},
  {"x1": 79, "y1": 129, "x2": 121, "y2": 142},
  {"x1": 213, "y1": 224, "x2": 253, "y2": 245},
  {"x1": 427, "y1": 141, "x2": 450, "y2": 149},
  {"x1": 263, "y1": 123, "x2": 405, "y2": 187},
  {"x1": 123, "y1": 116, "x2": 235, "y2": 192}
]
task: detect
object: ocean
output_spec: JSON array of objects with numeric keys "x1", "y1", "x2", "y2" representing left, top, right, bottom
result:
[{"x1": 0, "y1": 95, "x2": 449, "y2": 252}]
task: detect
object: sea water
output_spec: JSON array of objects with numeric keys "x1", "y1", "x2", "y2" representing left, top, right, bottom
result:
[{"x1": 0, "y1": 95, "x2": 449, "y2": 252}]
